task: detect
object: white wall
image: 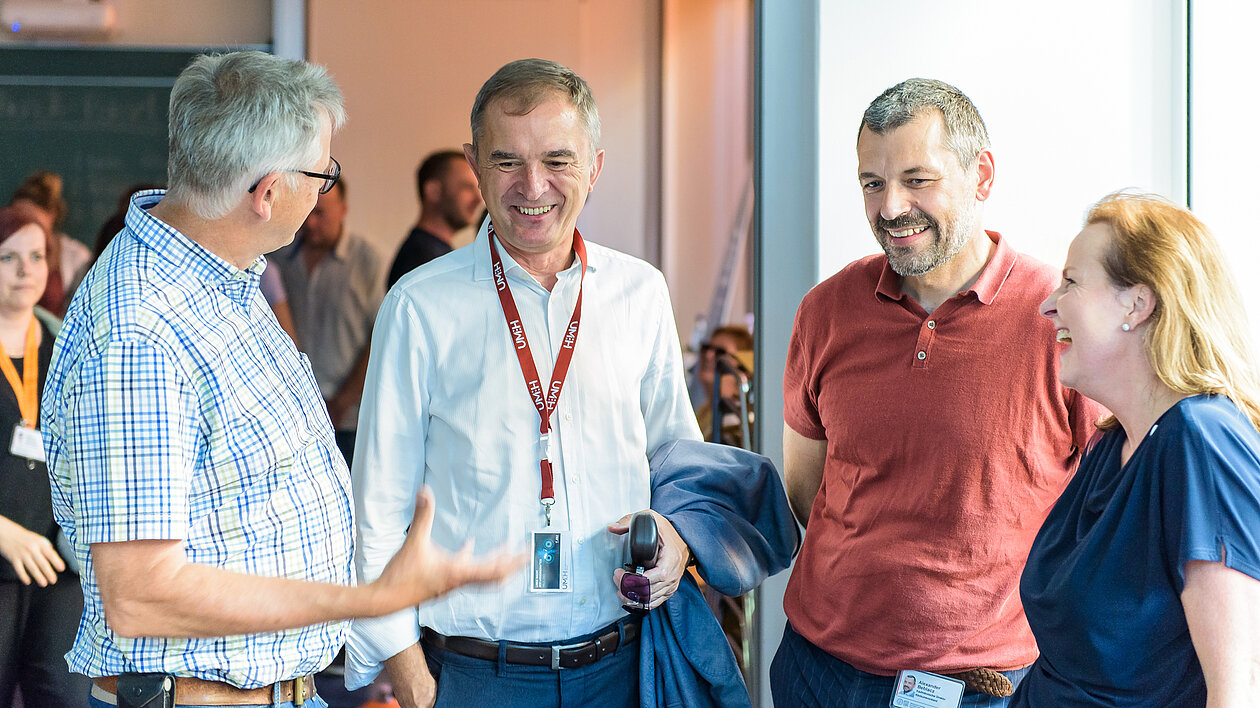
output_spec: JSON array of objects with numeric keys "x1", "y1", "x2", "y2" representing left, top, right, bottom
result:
[
  {"x1": 817, "y1": 0, "x2": 1184, "y2": 281},
  {"x1": 1190, "y1": 2, "x2": 1260, "y2": 341}
]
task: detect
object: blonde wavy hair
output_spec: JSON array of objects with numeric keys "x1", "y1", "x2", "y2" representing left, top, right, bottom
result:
[{"x1": 1089, "y1": 193, "x2": 1260, "y2": 431}]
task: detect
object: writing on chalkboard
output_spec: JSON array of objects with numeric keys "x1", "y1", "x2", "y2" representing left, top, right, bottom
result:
[{"x1": 0, "y1": 47, "x2": 207, "y2": 247}]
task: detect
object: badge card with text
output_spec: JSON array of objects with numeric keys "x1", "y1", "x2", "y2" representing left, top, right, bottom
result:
[
  {"x1": 529, "y1": 529, "x2": 572, "y2": 593},
  {"x1": 890, "y1": 670, "x2": 964, "y2": 708}
]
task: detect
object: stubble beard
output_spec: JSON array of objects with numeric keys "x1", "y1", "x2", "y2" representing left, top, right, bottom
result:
[
  {"x1": 441, "y1": 198, "x2": 474, "y2": 232},
  {"x1": 875, "y1": 204, "x2": 978, "y2": 277}
]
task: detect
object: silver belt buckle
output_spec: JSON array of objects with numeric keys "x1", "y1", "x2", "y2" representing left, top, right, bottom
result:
[{"x1": 550, "y1": 639, "x2": 587, "y2": 670}]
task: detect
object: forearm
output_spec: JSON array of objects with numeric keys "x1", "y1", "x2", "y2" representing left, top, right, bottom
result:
[
  {"x1": 96, "y1": 491, "x2": 523, "y2": 641},
  {"x1": 784, "y1": 475, "x2": 820, "y2": 529},
  {"x1": 100, "y1": 551, "x2": 385, "y2": 638}
]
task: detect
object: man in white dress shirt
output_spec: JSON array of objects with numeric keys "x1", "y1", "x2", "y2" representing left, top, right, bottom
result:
[{"x1": 344, "y1": 59, "x2": 703, "y2": 707}]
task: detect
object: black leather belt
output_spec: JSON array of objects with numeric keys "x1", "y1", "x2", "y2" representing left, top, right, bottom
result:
[{"x1": 421, "y1": 621, "x2": 640, "y2": 670}]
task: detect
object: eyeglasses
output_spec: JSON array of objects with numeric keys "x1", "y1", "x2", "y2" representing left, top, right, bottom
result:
[{"x1": 248, "y1": 156, "x2": 341, "y2": 195}]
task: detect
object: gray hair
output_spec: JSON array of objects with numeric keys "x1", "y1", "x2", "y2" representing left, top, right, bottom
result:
[
  {"x1": 860, "y1": 78, "x2": 989, "y2": 169},
  {"x1": 469, "y1": 58, "x2": 600, "y2": 158},
  {"x1": 165, "y1": 51, "x2": 346, "y2": 220}
]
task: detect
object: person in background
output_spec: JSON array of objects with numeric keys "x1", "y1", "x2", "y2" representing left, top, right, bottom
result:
[
  {"x1": 1013, "y1": 193, "x2": 1260, "y2": 706},
  {"x1": 386, "y1": 150, "x2": 484, "y2": 288},
  {"x1": 695, "y1": 324, "x2": 753, "y2": 447},
  {"x1": 8, "y1": 171, "x2": 92, "y2": 313},
  {"x1": 0, "y1": 206, "x2": 87, "y2": 707},
  {"x1": 272, "y1": 177, "x2": 383, "y2": 465},
  {"x1": 773, "y1": 78, "x2": 1104, "y2": 707}
]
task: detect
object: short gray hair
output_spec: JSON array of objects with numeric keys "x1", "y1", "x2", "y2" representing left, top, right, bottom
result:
[
  {"x1": 469, "y1": 58, "x2": 600, "y2": 158},
  {"x1": 860, "y1": 78, "x2": 989, "y2": 169},
  {"x1": 165, "y1": 51, "x2": 346, "y2": 220}
]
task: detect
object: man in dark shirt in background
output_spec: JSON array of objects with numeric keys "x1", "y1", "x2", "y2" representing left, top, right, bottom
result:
[{"x1": 387, "y1": 150, "x2": 483, "y2": 287}]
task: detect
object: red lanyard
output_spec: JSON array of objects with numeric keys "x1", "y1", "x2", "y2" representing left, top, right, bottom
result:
[
  {"x1": 0, "y1": 318, "x2": 39, "y2": 428},
  {"x1": 487, "y1": 222, "x2": 587, "y2": 523}
]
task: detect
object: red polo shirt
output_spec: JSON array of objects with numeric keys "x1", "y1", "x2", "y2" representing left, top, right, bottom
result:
[{"x1": 782, "y1": 232, "x2": 1103, "y2": 675}]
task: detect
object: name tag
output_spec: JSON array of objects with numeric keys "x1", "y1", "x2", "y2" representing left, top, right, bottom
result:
[
  {"x1": 528, "y1": 528, "x2": 572, "y2": 593},
  {"x1": 10, "y1": 425, "x2": 45, "y2": 463},
  {"x1": 890, "y1": 670, "x2": 965, "y2": 708}
]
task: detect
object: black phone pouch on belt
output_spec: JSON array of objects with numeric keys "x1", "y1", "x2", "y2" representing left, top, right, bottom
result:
[{"x1": 116, "y1": 673, "x2": 176, "y2": 708}]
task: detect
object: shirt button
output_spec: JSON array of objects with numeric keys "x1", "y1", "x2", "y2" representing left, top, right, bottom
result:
[
  {"x1": 579, "y1": 598, "x2": 587, "y2": 606},
  {"x1": 927, "y1": 320, "x2": 936, "y2": 329},
  {"x1": 917, "y1": 351, "x2": 926, "y2": 361},
  {"x1": 565, "y1": 413, "x2": 573, "y2": 421},
  {"x1": 577, "y1": 536, "x2": 584, "y2": 544}
]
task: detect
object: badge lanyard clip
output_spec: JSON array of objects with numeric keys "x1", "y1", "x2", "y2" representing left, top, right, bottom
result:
[{"x1": 540, "y1": 432, "x2": 554, "y2": 526}]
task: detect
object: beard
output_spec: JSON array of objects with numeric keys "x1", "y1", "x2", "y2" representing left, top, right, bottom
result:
[
  {"x1": 873, "y1": 204, "x2": 977, "y2": 277},
  {"x1": 441, "y1": 201, "x2": 473, "y2": 231}
]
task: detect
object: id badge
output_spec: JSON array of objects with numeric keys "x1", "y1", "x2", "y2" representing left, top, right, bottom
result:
[
  {"x1": 10, "y1": 425, "x2": 45, "y2": 462},
  {"x1": 528, "y1": 528, "x2": 572, "y2": 593},
  {"x1": 890, "y1": 670, "x2": 965, "y2": 708}
]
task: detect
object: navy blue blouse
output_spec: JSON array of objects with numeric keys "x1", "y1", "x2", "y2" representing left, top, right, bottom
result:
[{"x1": 1012, "y1": 394, "x2": 1260, "y2": 706}]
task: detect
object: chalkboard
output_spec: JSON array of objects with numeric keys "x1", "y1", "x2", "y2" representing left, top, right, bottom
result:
[{"x1": 0, "y1": 46, "x2": 261, "y2": 248}]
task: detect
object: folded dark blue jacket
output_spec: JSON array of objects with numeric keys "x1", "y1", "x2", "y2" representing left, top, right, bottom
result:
[{"x1": 639, "y1": 440, "x2": 800, "y2": 708}]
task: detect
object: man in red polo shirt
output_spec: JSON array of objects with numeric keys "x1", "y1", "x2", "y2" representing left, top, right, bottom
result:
[{"x1": 770, "y1": 79, "x2": 1104, "y2": 708}]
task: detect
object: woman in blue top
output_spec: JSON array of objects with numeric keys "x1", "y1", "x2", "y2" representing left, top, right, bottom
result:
[{"x1": 1013, "y1": 193, "x2": 1260, "y2": 707}]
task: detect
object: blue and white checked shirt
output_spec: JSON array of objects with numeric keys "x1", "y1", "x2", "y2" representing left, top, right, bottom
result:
[{"x1": 41, "y1": 190, "x2": 354, "y2": 687}]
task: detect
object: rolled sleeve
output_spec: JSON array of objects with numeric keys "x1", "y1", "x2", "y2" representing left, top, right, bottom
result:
[{"x1": 66, "y1": 339, "x2": 196, "y2": 544}]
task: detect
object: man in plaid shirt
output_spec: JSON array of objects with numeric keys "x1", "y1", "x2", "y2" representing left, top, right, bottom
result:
[{"x1": 41, "y1": 51, "x2": 518, "y2": 707}]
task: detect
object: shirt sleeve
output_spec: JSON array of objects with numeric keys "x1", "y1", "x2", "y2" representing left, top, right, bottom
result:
[
  {"x1": 344, "y1": 288, "x2": 430, "y2": 688},
  {"x1": 63, "y1": 338, "x2": 197, "y2": 544},
  {"x1": 1163, "y1": 402, "x2": 1260, "y2": 593},
  {"x1": 782, "y1": 292, "x2": 826, "y2": 440},
  {"x1": 639, "y1": 269, "x2": 703, "y2": 459}
]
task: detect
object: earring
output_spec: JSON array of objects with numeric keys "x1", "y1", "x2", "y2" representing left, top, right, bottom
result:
[{"x1": 1121, "y1": 323, "x2": 1131, "y2": 332}]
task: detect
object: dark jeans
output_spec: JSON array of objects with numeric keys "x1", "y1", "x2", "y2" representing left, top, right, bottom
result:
[
  {"x1": 771, "y1": 621, "x2": 1030, "y2": 708},
  {"x1": 422, "y1": 625, "x2": 639, "y2": 708},
  {"x1": 0, "y1": 573, "x2": 90, "y2": 708}
]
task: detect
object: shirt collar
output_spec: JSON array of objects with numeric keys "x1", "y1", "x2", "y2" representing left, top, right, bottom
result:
[
  {"x1": 472, "y1": 219, "x2": 600, "y2": 284},
  {"x1": 874, "y1": 230, "x2": 1014, "y2": 306},
  {"x1": 125, "y1": 189, "x2": 265, "y2": 298}
]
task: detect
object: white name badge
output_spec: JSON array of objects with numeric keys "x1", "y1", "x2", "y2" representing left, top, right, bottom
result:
[
  {"x1": 528, "y1": 528, "x2": 572, "y2": 593},
  {"x1": 890, "y1": 670, "x2": 965, "y2": 708},
  {"x1": 10, "y1": 425, "x2": 45, "y2": 463}
]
